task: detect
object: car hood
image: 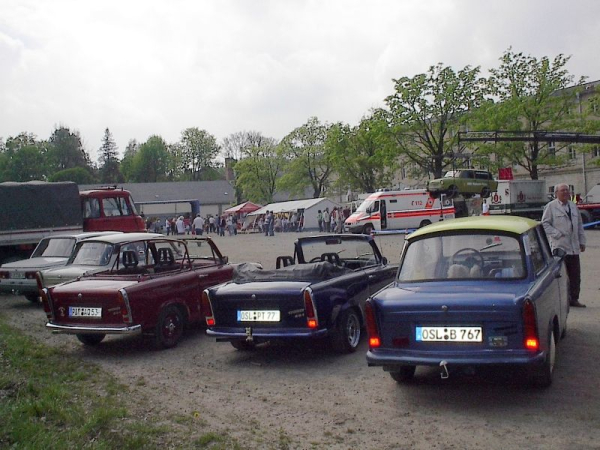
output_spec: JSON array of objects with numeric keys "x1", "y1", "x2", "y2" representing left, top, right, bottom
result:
[
  {"x1": 2, "y1": 257, "x2": 69, "y2": 269},
  {"x1": 373, "y1": 280, "x2": 530, "y2": 309}
]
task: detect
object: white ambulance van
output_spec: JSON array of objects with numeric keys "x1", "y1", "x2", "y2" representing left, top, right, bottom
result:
[{"x1": 344, "y1": 189, "x2": 455, "y2": 234}]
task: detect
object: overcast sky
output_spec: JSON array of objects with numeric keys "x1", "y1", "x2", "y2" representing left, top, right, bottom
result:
[{"x1": 1, "y1": 0, "x2": 599, "y2": 161}]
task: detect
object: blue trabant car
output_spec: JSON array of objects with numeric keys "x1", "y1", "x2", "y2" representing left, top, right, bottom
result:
[
  {"x1": 203, "y1": 234, "x2": 397, "y2": 353},
  {"x1": 365, "y1": 216, "x2": 569, "y2": 387}
]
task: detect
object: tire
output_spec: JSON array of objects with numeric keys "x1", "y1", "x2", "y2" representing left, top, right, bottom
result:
[
  {"x1": 76, "y1": 334, "x2": 106, "y2": 346},
  {"x1": 446, "y1": 185, "x2": 459, "y2": 199},
  {"x1": 330, "y1": 309, "x2": 361, "y2": 353},
  {"x1": 390, "y1": 366, "x2": 416, "y2": 383},
  {"x1": 419, "y1": 220, "x2": 432, "y2": 228},
  {"x1": 531, "y1": 329, "x2": 556, "y2": 388},
  {"x1": 481, "y1": 187, "x2": 491, "y2": 198},
  {"x1": 155, "y1": 305, "x2": 185, "y2": 349},
  {"x1": 25, "y1": 293, "x2": 39, "y2": 303},
  {"x1": 231, "y1": 340, "x2": 256, "y2": 351},
  {"x1": 363, "y1": 224, "x2": 374, "y2": 235}
]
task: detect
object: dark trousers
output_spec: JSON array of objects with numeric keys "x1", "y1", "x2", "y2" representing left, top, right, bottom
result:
[{"x1": 564, "y1": 254, "x2": 581, "y2": 303}]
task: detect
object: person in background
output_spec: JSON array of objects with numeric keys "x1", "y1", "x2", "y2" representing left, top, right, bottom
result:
[
  {"x1": 317, "y1": 210, "x2": 323, "y2": 232},
  {"x1": 322, "y1": 208, "x2": 330, "y2": 232},
  {"x1": 165, "y1": 217, "x2": 171, "y2": 235},
  {"x1": 176, "y1": 216, "x2": 185, "y2": 235},
  {"x1": 193, "y1": 214, "x2": 204, "y2": 235},
  {"x1": 542, "y1": 183, "x2": 587, "y2": 307}
]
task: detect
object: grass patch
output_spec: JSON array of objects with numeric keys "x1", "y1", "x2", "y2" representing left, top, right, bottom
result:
[{"x1": 0, "y1": 316, "x2": 239, "y2": 449}]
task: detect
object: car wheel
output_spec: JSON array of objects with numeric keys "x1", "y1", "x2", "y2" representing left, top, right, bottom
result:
[
  {"x1": 231, "y1": 340, "x2": 256, "y2": 351},
  {"x1": 76, "y1": 333, "x2": 106, "y2": 346},
  {"x1": 481, "y1": 187, "x2": 491, "y2": 198},
  {"x1": 330, "y1": 309, "x2": 361, "y2": 353},
  {"x1": 531, "y1": 329, "x2": 556, "y2": 388},
  {"x1": 363, "y1": 224, "x2": 374, "y2": 235},
  {"x1": 24, "y1": 293, "x2": 39, "y2": 303},
  {"x1": 390, "y1": 366, "x2": 416, "y2": 383},
  {"x1": 419, "y1": 220, "x2": 432, "y2": 228},
  {"x1": 446, "y1": 185, "x2": 459, "y2": 199},
  {"x1": 155, "y1": 305, "x2": 185, "y2": 349}
]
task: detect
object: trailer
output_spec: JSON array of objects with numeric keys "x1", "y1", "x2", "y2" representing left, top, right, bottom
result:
[{"x1": 488, "y1": 180, "x2": 547, "y2": 220}]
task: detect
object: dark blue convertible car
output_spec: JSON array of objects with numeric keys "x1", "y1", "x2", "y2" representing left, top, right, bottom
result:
[
  {"x1": 366, "y1": 216, "x2": 569, "y2": 387},
  {"x1": 203, "y1": 234, "x2": 397, "y2": 353}
]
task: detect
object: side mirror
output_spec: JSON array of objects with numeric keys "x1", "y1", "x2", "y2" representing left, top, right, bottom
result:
[
  {"x1": 381, "y1": 256, "x2": 388, "y2": 265},
  {"x1": 552, "y1": 248, "x2": 566, "y2": 259}
]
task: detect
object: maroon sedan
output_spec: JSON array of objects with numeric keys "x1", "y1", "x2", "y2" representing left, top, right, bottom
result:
[{"x1": 40, "y1": 234, "x2": 233, "y2": 349}]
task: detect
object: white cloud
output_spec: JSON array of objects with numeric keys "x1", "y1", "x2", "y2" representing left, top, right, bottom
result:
[{"x1": 1, "y1": 0, "x2": 599, "y2": 160}]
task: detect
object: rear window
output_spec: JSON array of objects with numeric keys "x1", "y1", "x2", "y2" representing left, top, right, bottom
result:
[{"x1": 399, "y1": 232, "x2": 525, "y2": 282}]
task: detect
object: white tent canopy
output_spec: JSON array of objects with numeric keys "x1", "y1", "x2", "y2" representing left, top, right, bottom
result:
[{"x1": 246, "y1": 198, "x2": 342, "y2": 231}]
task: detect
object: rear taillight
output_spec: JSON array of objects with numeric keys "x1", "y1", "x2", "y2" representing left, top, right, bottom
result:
[
  {"x1": 303, "y1": 289, "x2": 318, "y2": 329},
  {"x1": 202, "y1": 290, "x2": 215, "y2": 326},
  {"x1": 25, "y1": 271, "x2": 37, "y2": 279},
  {"x1": 117, "y1": 289, "x2": 133, "y2": 324},
  {"x1": 523, "y1": 299, "x2": 539, "y2": 351},
  {"x1": 0, "y1": 271, "x2": 9, "y2": 279},
  {"x1": 365, "y1": 301, "x2": 381, "y2": 348},
  {"x1": 35, "y1": 272, "x2": 53, "y2": 320}
]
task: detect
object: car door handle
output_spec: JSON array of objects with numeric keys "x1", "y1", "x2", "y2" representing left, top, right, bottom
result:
[
  {"x1": 368, "y1": 275, "x2": 375, "y2": 280},
  {"x1": 555, "y1": 272, "x2": 562, "y2": 278},
  {"x1": 198, "y1": 274, "x2": 209, "y2": 279}
]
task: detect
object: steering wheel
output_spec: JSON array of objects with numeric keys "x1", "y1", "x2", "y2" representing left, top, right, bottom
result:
[{"x1": 451, "y1": 248, "x2": 484, "y2": 268}]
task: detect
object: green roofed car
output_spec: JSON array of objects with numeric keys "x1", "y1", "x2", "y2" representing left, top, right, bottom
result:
[{"x1": 427, "y1": 170, "x2": 498, "y2": 199}]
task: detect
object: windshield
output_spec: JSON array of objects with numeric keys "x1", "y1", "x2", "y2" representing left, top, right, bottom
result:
[
  {"x1": 32, "y1": 238, "x2": 76, "y2": 258},
  {"x1": 356, "y1": 199, "x2": 378, "y2": 213},
  {"x1": 301, "y1": 237, "x2": 379, "y2": 268},
  {"x1": 398, "y1": 232, "x2": 525, "y2": 282},
  {"x1": 71, "y1": 242, "x2": 115, "y2": 266}
]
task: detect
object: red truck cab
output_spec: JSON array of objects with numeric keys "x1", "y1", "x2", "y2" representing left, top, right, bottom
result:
[{"x1": 80, "y1": 187, "x2": 146, "y2": 232}]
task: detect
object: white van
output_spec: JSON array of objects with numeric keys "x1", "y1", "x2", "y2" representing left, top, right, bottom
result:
[{"x1": 344, "y1": 189, "x2": 455, "y2": 234}]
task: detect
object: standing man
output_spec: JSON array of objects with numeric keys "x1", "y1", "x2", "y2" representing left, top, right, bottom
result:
[
  {"x1": 193, "y1": 214, "x2": 204, "y2": 236},
  {"x1": 542, "y1": 183, "x2": 587, "y2": 307}
]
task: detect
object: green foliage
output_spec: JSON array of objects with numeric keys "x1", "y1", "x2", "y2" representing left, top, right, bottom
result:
[
  {"x1": 472, "y1": 48, "x2": 594, "y2": 179},
  {"x1": 234, "y1": 136, "x2": 282, "y2": 203},
  {"x1": 179, "y1": 128, "x2": 220, "y2": 181},
  {"x1": 130, "y1": 135, "x2": 170, "y2": 182},
  {"x1": 49, "y1": 166, "x2": 96, "y2": 184},
  {"x1": 278, "y1": 117, "x2": 333, "y2": 198},
  {"x1": 1, "y1": 144, "x2": 48, "y2": 181},
  {"x1": 98, "y1": 128, "x2": 124, "y2": 183},
  {"x1": 47, "y1": 126, "x2": 91, "y2": 174},
  {"x1": 327, "y1": 113, "x2": 398, "y2": 193},
  {"x1": 385, "y1": 63, "x2": 487, "y2": 178}
]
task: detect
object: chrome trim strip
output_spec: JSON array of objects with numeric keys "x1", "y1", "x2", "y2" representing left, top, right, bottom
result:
[{"x1": 46, "y1": 323, "x2": 142, "y2": 335}]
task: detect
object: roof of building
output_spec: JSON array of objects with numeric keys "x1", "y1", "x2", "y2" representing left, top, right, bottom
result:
[{"x1": 79, "y1": 181, "x2": 235, "y2": 206}]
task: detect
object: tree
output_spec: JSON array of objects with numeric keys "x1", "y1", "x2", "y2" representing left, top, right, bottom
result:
[
  {"x1": 278, "y1": 117, "x2": 334, "y2": 198},
  {"x1": 179, "y1": 128, "x2": 220, "y2": 181},
  {"x1": 475, "y1": 49, "x2": 591, "y2": 179},
  {"x1": 120, "y1": 139, "x2": 139, "y2": 182},
  {"x1": 384, "y1": 63, "x2": 487, "y2": 178},
  {"x1": 130, "y1": 136, "x2": 169, "y2": 182},
  {"x1": 221, "y1": 131, "x2": 266, "y2": 161},
  {"x1": 1, "y1": 145, "x2": 47, "y2": 181},
  {"x1": 47, "y1": 126, "x2": 91, "y2": 174},
  {"x1": 98, "y1": 128, "x2": 123, "y2": 183},
  {"x1": 234, "y1": 137, "x2": 282, "y2": 203},
  {"x1": 327, "y1": 114, "x2": 398, "y2": 193},
  {"x1": 49, "y1": 167, "x2": 95, "y2": 184}
]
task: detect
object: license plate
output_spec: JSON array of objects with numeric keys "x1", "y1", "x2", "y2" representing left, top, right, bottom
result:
[
  {"x1": 11, "y1": 272, "x2": 25, "y2": 279},
  {"x1": 416, "y1": 326, "x2": 482, "y2": 342},
  {"x1": 69, "y1": 307, "x2": 102, "y2": 318},
  {"x1": 237, "y1": 310, "x2": 280, "y2": 322}
]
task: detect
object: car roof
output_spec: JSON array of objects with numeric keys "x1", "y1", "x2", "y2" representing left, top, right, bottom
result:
[
  {"x1": 407, "y1": 216, "x2": 538, "y2": 241},
  {"x1": 77, "y1": 232, "x2": 165, "y2": 244}
]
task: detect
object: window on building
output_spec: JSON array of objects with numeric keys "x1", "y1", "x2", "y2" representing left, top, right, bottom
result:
[
  {"x1": 568, "y1": 146, "x2": 577, "y2": 160},
  {"x1": 593, "y1": 146, "x2": 600, "y2": 158},
  {"x1": 548, "y1": 141, "x2": 556, "y2": 156}
]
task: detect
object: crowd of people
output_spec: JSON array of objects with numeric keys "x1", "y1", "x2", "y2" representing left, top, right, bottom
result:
[{"x1": 142, "y1": 205, "x2": 353, "y2": 238}]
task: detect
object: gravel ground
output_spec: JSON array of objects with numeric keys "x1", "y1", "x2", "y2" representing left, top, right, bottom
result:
[{"x1": 2, "y1": 229, "x2": 600, "y2": 449}]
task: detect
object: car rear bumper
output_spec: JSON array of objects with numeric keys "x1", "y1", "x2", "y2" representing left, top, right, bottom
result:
[
  {"x1": 46, "y1": 322, "x2": 142, "y2": 335},
  {"x1": 366, "y1": 348, "x2": 546, "y2": 367},
  {"x1": 207, "y1": 327, "x2": 328, "y2": 340},
  {"x1": 0, "y1": 281, "x2": 37, "y2": 294}
]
